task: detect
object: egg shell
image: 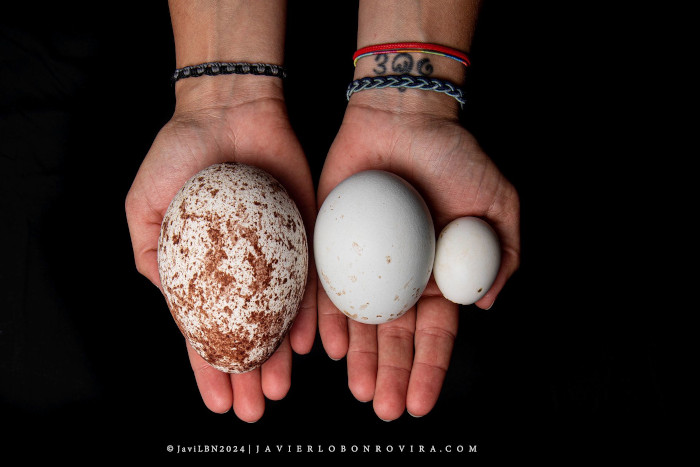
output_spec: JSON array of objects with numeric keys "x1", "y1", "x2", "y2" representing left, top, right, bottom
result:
[
  {"x1": 314, "y1": 170, "x2": 435, "y2": 325},
  {"x1": 433, "y1": 216, "x2": 501, "y2": 305},
  {"x1": 157, "y1": 162, "x2": 308, "y2": 373}
]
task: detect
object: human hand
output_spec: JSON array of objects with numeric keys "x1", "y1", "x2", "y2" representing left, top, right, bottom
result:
[
  {"x1": 316, "y1": 91, "x2": 520, "y2": 421},
  {"x1": 125, "y1": 77, "x2": 317, "y2": 422}
]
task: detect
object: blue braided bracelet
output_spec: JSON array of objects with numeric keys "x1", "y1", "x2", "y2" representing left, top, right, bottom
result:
[{"x1": 346, "y1": 74, "x2": 465, "y2": 106}]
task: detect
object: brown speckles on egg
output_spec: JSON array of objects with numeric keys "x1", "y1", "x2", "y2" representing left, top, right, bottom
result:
[
  {"x1": 341, "y1": 310, "x2": 358, "y2": 320},
  {"x1": 352, "y1": 242, "x2": 363, "y2": 255},
  {"x1": 158, "y1": 162, "x2": 308, "y2": 374}
]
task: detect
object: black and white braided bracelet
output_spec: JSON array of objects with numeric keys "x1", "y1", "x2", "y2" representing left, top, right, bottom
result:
[
  {"x1": 346, "y1": 74, "x2": 465, "y2": 106},
  {"x1": 172, "y1": 62, "x2": 287, "y2": 82}
]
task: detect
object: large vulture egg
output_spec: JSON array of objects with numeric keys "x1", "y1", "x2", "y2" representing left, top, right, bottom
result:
[{"x1": 158, "y1": 162, "x2": 308, "y2": 373}]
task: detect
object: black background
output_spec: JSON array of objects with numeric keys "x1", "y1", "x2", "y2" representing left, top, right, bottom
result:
[{"x1": 1, "y1": 1, "x2": 680, "y2": 462}]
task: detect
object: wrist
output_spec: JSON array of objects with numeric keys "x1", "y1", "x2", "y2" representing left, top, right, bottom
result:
[
  {"x1": 170, "y1": 0, "x2": 287, "y2": 67},
  {"x1": 174, "y1": 73, "x2": 285, "y2": 115},
  {"x1": 168, "y1": 0, "x2": 288, "y2": 113},
  {"x1": 349, "y1": 51, "x2": 465, "y2": 119},
  {"x1": 350, "y1": 0, "x2": 479, "y2": 118}
]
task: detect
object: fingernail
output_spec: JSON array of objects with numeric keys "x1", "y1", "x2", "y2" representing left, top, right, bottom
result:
[{"x1": 407, "y1": 410, "x2": 423, "y2": 418}]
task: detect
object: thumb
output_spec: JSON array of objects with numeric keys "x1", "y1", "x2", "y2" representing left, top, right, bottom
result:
[{"x1": 125, "y1": 189, "x2": 164, "y2": 292}]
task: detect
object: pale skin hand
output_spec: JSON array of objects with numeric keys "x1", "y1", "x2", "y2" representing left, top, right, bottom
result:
[
  {"x1": 125, "y1": 0, "x2": 317, "y2": 422},
  {"x1": 316, "y1": 0, "x2": 520, "y2": 421},
  {"x1": 125, "y1": 83, "x2": 317, "y2": 422},
  {"x1": 317, "y1": 99, "x2": 520, "y2": 420},
  {"x1": 125, "y1": 0, "x2": 518, "y2": 424}
]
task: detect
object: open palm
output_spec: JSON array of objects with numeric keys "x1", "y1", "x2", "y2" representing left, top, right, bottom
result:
[
  {"x1": 125, "y1": 96, "x2": 317, "y2": 422},
  {"x1": 317, "y1": 101, "x2": 520, "y2": 420}
]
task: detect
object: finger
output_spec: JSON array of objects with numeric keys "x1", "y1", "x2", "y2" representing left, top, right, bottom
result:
[
  {"x1": 261, "y1": 335, "x2": 292, "y2": 401},
  {"x1": 475, "y1": 244, "x2": 518, "y2": 309},
  {"x1": 289, "y1": 254, "x2": 317, "y2": 355},
  {"x1": 346, "y1": 319, "x2": 378, "y2": 402},
  {"x1": 134, "y1": 245, "x2": 162, "y2": 291},
  {"x1": 231, "y1": 368, "x2": 265, "y2": 423},
  {"x1": 317, "y1": 283, "x2": 349, "y2": 360},
  {"x1": 125, "y1": 190, "x2": 164, "y2": 290},
  {"x1": 186, "y1": 340, "x2": 233, "y2": 414},
  {"x1": 373, "y1": 310, "x2": 416, "y2": 421},
  {"x1": 406, "y1": 295, "x2": 459, "y2": 417},
  {"x1": 477, "y1": 192, "x2": 521, "y2": 309}
]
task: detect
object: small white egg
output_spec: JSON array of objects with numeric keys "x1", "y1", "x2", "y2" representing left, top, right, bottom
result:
[
  {"x1": 314, "y1": 170, "x2": 435, "y2": 324},
  {"x1": 433, "y1": 216, "x2": 501, "y2": 305}
]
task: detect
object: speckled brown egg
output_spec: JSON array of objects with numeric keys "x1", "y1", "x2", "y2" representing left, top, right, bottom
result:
[{"x1": 157, "y1": 162, "x2": 308, "y2": 373}]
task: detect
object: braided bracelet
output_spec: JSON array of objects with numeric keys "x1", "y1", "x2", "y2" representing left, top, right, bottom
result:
[
  {"x1": 346, "y1": 74, "x2": 466, "y2": 106},
  {"x1": 172, "y1": 61, "x2": 287, "y2": 82}
]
